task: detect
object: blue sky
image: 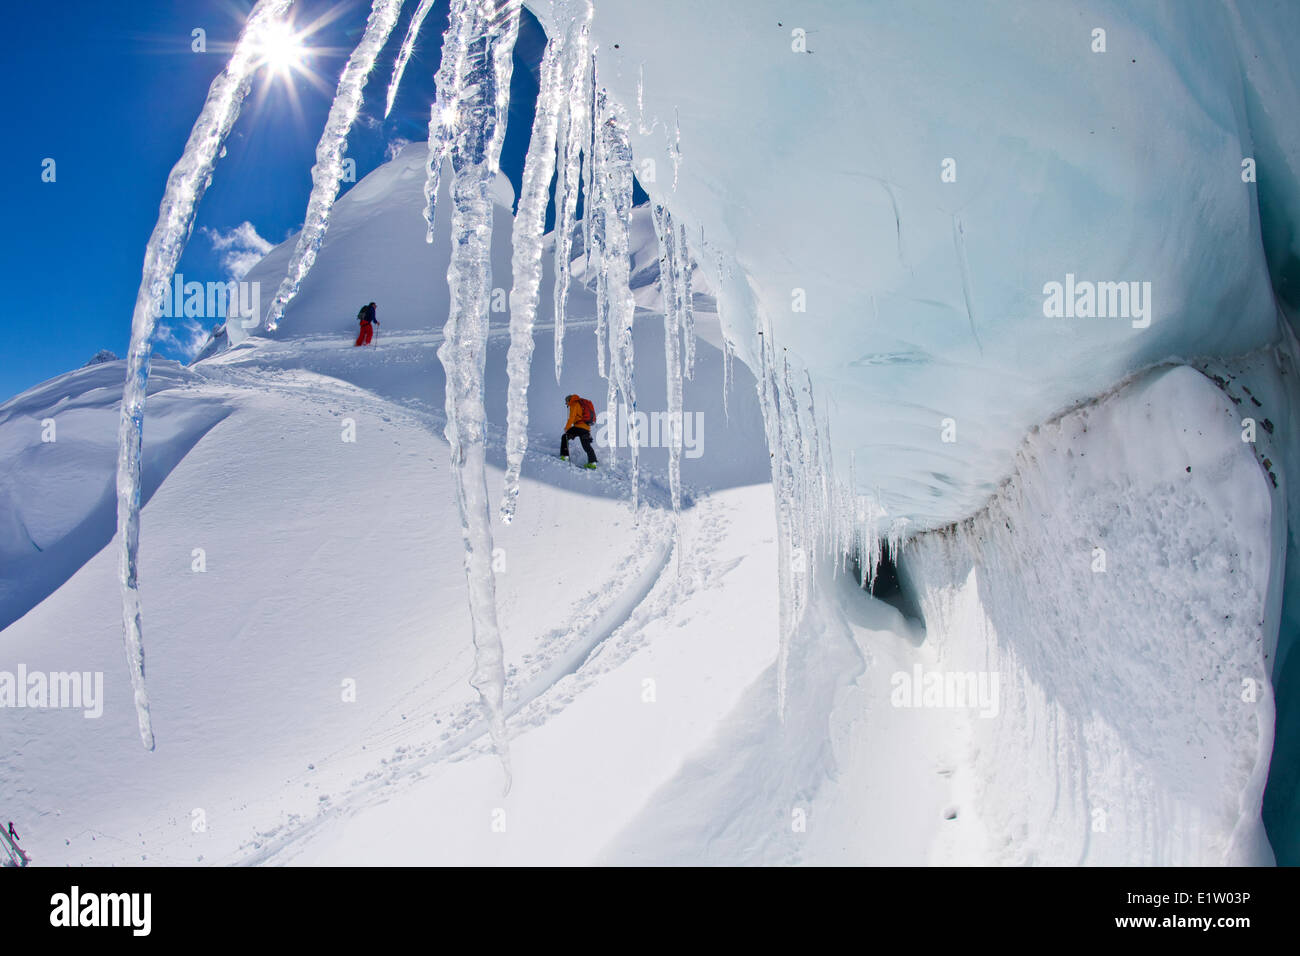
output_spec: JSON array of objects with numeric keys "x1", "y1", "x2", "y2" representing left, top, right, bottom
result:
[{"x1": 0, "y1": 0, "x2": 570, "y2": 401}]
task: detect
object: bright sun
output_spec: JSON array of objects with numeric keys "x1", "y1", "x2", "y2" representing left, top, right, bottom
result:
[{"x1": 255, "y1": 21, "x2": 307, "y2": 78}]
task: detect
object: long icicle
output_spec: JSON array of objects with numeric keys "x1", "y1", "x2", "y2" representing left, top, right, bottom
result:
[
  {"x1": 116, "y1": 0, "x2": 295, "y2": 750},
  {"x1": 594, "y1": 84, "x2": 639, "y2": 509},
  {"x1": 652, "y1": 203, "x2": 684, "y2": 512},
  {"x1": 499, "y1": 33, "x2": 565, "y2": 523},
  {"x1": 590, "y1": 55, "x2": 609, "y2": 381},
  {"x1": 384, "y1": 0, "x2": 438, "y2": 118},
  {"x1": 581, "y1": 53, "x2": 597, "y2": 276},
  {"x1": 677, "y1": 221, "x2": 696, "y2": 379},
  {"x1": 422, "y1": 0, "x2": 475, "y2": 241},
  {"x1": 551, "y1": 1, "x2": 593, "y2": 383},
  {"x1": 590, "y1": 62, "x2": 618, "y2": 466},
  {"x1": 487, "y1": 0, "x2": 521, "y2": 168},
  {"x1": 437, "y1": 0, "x2": 521, "y2": 790},
  {"x1": 264, "y1": 0, "x2": 406, "y2": 330}
]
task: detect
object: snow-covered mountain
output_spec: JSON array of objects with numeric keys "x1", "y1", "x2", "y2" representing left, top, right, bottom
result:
[{"x1": 4, "y1": 0, "x2": 1299, "y2": 866}]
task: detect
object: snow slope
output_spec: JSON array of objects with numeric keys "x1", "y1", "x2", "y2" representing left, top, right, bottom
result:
[
  {"x1": 0, "y1": 362, "x2": 230, "y2": 631},
  {"x1": 0, "y1": 142, "x2": 777, "y2": 866}
]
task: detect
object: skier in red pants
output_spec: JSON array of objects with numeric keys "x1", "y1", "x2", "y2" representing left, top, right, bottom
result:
[{"x1": 355, "y1": 302, "x2": 378, "y2": 346}]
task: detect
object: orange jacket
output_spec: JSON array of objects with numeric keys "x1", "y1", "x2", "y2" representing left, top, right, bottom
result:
[{"x1": 564, "y1": 395, "x2": 591, "y2": 431}]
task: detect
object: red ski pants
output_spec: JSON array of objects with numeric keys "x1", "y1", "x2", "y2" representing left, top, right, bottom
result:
[{"x1": 355, "y1": 321, "x2": 374, "y2": 346}]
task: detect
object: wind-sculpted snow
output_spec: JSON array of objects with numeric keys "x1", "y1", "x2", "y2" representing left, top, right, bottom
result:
[
  {"x1": 116, "y1": 0, "x2": 294, "y2": 749},
  {"x1": 263, "y1": 0, "x2": 405, "y2": 331}
]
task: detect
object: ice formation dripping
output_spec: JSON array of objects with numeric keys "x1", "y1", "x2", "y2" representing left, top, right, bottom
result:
[
  {"x1": 115, "y1": 0, "x2": 296, "y2": 750},
  {"x1": 263, "y1": 0, "x2": 406, "y2": 331}
]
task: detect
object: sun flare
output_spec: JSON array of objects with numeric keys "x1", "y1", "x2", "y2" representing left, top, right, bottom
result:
[{"x1": 255, "y1": 21, "x2": 308, "y2": 78}]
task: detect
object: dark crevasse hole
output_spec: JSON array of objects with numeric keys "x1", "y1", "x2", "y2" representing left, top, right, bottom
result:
[{"x1": 853, "y1": 548, "x2": 924, "y2": 625}]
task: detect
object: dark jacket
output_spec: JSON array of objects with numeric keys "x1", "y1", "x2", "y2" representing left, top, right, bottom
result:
[{"x1": 359, "y1": 304, "x2": 377, "y2": 324}]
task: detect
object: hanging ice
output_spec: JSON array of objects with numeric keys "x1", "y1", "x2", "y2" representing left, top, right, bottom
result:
[
  {"x1": 436, "y1": 0, "x2": 521, "y2": 787},
  {"x1": 652, "y1": 203, "x2": 684, "y2": 512},
  {"x1": 593, "y1": 85, "x2": 640, "y2": 508},
  {"x1": 550, "y1": 1, "x2": 594, "y2": 383},
  {"x1": 500, "y1": 35, "x2": 565, "y2": 524},
  {"x1": 582, "y1": 55, "x2": 597, "y2": 277},
  {"x1": 263, "y1": 0, "x2": 406, "y2": 331},
  {"x1": 591, "y1": 60, "x2": 610, "y2": 382},
  {"x1": 677, "y1": 222, "x2": 696, "y2": 379},
  {"x1": 422, "y1": 0, "x2": 477, "y2": 241},
  {"x1": 115, "y1": 0, "x2": 295, "y2": 751},
  {"x1": 753, "y1": 329, "x2": 817, "y2": 718},
  {"x1": 384, "y1": 0, "x2": 438, "y2": 118}
]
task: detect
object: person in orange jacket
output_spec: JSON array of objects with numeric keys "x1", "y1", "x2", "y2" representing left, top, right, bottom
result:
[{"x1": 561, "y1": 394, "x2": 598, "y2": 468}]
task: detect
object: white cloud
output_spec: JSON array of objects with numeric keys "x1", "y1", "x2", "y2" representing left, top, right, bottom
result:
[
  {"x1": 385, "y1": 137, "x2": 412, "y2": 162},
  {"x1": 202, "y1": 221, "x2": 274, "y2": 281},
  {"x1": 154, "y1": 315, "x2": 213, "y2": 361}
]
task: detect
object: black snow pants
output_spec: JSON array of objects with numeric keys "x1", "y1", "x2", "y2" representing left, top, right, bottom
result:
[{"x1": 561, "y1": 426, "x2": 597, "y2": 463}]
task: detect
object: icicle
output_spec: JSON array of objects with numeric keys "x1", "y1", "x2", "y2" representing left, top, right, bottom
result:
[
  {"x1": 652, "y1": 203, "x2": 683, "y2": 511},
  {"x1": 593, "y1": 86, "x2": 639, "y2": 508},
  {"x1": 116, "y1": 0, "x2": 295, "y2": 751},
  {"x1": 754, "y1": 330, "x2": 796, "y2": 717},
  {"x1": 803, "y1": 369, "x2": 830, "y2": 568},
  {"x1": 669, "y1": 108, "x2": 682, "y2": 190},
  {"x1": 675, "y1": 221, "x2": 696, "y2": 379},
  {"x1": 636, "y1": 64, "x2": 651, "y2": 134},
  {"x1": 499, "y1": 35, "x2": 565, "y2": 524},
  {"x1": 722, "y1": 338, "x2": 733, "y2": 423},
  {"x1": 591, "y1": 59, "x2": 610, "y2": 381},
  {"x1": 263, "y1": 0, "x2": 406, "y2": 331},
  {"x1": 437, "y1": 0, "x2": 520, "y2": 790},
  {"x1": 582, "y1": 54, "x2": 597, "y2": 276},
  {"x1": 551, "y1": 2, "x2": 594, "y2": 383},
  {"x1": 422, "y1": 0, "x2": 475, "y2": 242},
  {"x1": 487, "y1": 1, "x2": 521, "y2": 165},
  {"x1": 781, "y1": 352, "x2": 809, "y2": 610},
  {"x1": 385, "y1": 0, "x2": 437, "y2": 118}
]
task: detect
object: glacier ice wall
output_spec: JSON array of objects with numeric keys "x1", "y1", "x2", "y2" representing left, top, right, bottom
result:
[
  {"x1": 550, "y1": 0, "x2": 1296, "y2": 530},
  {"x1": 529, "y1": 0, "x2": 1300, "y2": 859},
  {"x1": 902, "y1": 365, "x2": 1279, "y2": 864}
]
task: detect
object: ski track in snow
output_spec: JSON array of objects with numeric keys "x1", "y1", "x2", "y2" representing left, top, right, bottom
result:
[
  {"x1": 162, "y1": 345, "x2": 725, "y2": 866},
  {"x1": 231, "y1": 491, "x2": 737, "y2": 865}
]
